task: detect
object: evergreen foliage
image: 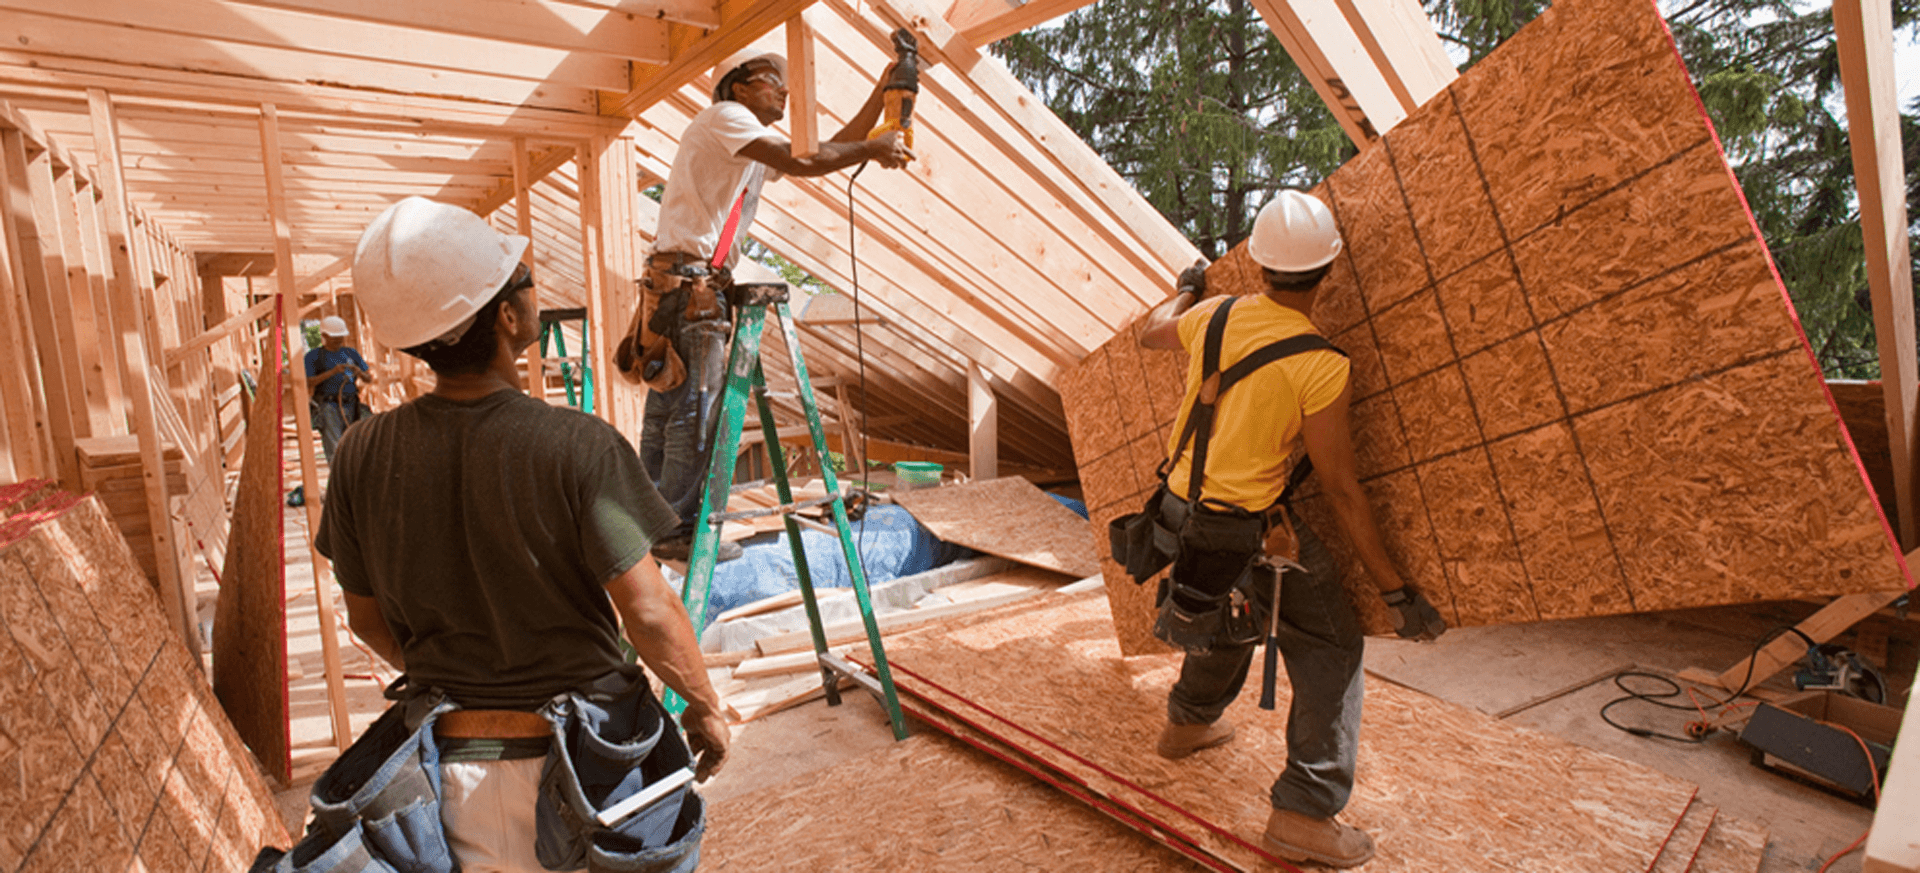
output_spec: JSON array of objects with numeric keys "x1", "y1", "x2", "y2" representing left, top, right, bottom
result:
[{"x1": 995, "y1": 0, "x2": 1918, "y2": 377}]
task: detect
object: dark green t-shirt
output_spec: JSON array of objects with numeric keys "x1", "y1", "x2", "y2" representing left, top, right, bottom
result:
[{"x1": 316, "y1": 390, "x2": 679, "y2": 709}]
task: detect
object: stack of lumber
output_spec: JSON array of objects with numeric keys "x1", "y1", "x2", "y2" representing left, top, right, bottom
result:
[
  {"x1": 704, "y1": 562, "x2": 1086, "y2": 723},
  {"x1": 703, "y1": 591, "x2": 1769, "y2": 872},
  {"x1": 0, "y1": 480, "x2": 290, "y2": 871},
  {"x1": 73, "y1": 434, "x2": 187, "y2": 586}
]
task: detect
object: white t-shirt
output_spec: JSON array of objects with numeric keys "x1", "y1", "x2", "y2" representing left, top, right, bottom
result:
[{"x1": 654, "y1": 102, "x2": 782, "y2": 266}]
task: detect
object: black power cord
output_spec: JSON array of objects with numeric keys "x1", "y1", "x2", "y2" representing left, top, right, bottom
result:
[
  {"x1": 843, "y1": 160, "x2": 872, "y2": 564},
  {"x1": 1599, "y1": 625, "x2": 1817, "y2": 743}
]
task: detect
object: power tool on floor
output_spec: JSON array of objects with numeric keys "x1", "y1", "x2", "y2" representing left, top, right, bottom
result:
[
  {"x1": 871, "y1": 28, "x2": 919, "y2": 161},
  {"x1": 1795, "y1": 643, "x2": 1887, "y2": 703}
]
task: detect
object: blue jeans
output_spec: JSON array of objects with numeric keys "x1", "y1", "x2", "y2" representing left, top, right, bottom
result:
[
  {"x1": 639, "y1": 318, "x2": 730, "y2": 539},
  {"x1": 315, "y1": 397, "x2": 370, "y2": 466},
  {"x1": 640, "y1": 381, "x2": 705, "y2": 540},
  {"x1": 1162, "y1": 499, "x2": 1365, "y2": 820}
]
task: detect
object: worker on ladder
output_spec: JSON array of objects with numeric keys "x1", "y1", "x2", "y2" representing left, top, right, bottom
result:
[
  {"x1": 1134, "y1": 190, "x2": 1448, "y2": 868},
  {"x1": 616, "y1": 46, "x2": 914, "y2": 563}
]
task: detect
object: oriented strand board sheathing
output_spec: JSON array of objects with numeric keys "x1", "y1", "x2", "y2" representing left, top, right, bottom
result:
[
  {"x1": 889, "y1": 476, "x2": 1099, "y2": 577},
  {"x1": 1059, "y1": 0, "x2": 1910, "y2": 651},
  {"x1": 1689, "y1": 814, "x2": 1769, "y2": 873},
  {"x1": 215, "y1": 366, "x2": 292, "y2": 782},
  {"x1": 0, "y1": 492, "x2": 289, "y2": 872},
  {"x1": 701, "y1": 731, "x2": 1198, "y2": 871},
  {"x1": 882, "y1": 593, "x2": 1701, "y2": 872}
]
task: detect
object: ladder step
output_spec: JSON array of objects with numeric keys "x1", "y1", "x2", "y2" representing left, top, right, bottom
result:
[{"x1": 710, "y1": 493, "x2": 842, "y2": 524}]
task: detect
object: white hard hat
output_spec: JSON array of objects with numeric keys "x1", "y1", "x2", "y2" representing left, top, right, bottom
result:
[
  {"x1": 352, "y1": 196, "x2": 529, "y2": 350},
  {"x1": 712, "y1": 50, "x2": 787, "y2": 101},
  {"x1": 319, "y1": 316, "x2": 349, "y2": 337},
  {"x1": 1247, "y1": 190, "x2": 1343, "y2": 272}
]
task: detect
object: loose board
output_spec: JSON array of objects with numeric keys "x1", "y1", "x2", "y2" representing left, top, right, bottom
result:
[
  {"x1": 889, "y1": 476, "x2": 1099, "y2": 577},
  {"x1": 701, "y1": 731, "x2": 1199, "y2": 871},
  {"x1": 214, "y1": 365, "x2": 291, "y2": 782},
  {"x1": 880, "y1": 592, "x2": 1701, "y2": 872},
  {"x1": 1058, "y1": 0, "x2": 1911, "y2": 651},
  {"x1": 0, "y1": 492, "x2": 290, "y2": 872}
]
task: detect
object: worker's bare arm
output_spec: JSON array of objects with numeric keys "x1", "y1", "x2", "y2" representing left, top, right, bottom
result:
[
  {"x1": 341, "y1": 591, "x2": 406, "y2": 670},
  {"x1": 605, "y1": 556, "x2": 731, "y2": 781},
  {"x1": 1299, "y1": 385, "x2": 1408, "y2": 595},
  {"x1": 738, "y1": 134, "x2": 910, "y2": 176},
  {"x1": 1139, "y1": 291, "x2": 1194, "y2": 350}
]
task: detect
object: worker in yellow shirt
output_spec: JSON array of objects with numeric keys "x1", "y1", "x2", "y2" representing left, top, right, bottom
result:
[{"x1": 1136, "y1": 189, "x2": 1447, "y2": 868}]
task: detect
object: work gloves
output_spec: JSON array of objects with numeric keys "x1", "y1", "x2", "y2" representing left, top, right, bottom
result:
[
  {"x1": 1177, "y1": 258, "x2": 1209, "y2": 299},
  {"x1": 1382, "y1": 586, "x2": 1446, "y2": 642}
]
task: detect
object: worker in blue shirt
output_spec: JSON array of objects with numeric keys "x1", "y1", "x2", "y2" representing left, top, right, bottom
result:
[{"x1": 307, "y1": 315, "x2": 374, "y2": 466}]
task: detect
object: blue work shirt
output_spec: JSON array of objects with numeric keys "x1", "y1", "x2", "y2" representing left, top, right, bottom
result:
[{"x1": 306, "y1": 346, "x2": 367, "y2": 402}]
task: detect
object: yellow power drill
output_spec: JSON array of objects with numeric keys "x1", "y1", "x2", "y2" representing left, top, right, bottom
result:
[{"x1": 871, "y1": 28, "x2": 919, "y2": 160}]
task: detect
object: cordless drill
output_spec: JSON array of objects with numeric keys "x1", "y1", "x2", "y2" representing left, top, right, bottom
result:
[{"x1": 871, "y1": 29, "x2": 919, "y2": 160}]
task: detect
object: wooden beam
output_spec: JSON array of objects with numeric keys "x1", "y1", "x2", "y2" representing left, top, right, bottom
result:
[
  {"x1": 1865, "y1": 680, "x2": 1920, "y2": 871},
  {"x1": 599, "y1": 0, "x2": 817, "y2": 119},
  {"x1": 968, "y1": 359, "x2": 997, "y2": 481},
  {"x1": 164, "y1": 296, "x2": 280, "y2": 368},
  {"x1": 1246, "y1": 0, "x2": 1455, "y2": 146},
  {"x1": 946, "y1": 0, "x2": 1095, "y2": 48},
  {"x1": 787, "y1": 10, "x2": 820, "y2": 157},
  {"x1": 0, "y1": 129, "x2": 48, "y2": 482},
  {"x1": 86, "y1": 89, "x2": 196, "y2": 655},
  {"x1": 2, "y1": 130, "x2": 84, "y2": 489},
  {"x1": 0, "y1": 51, "x2": 628, "y2": 138},
  {"x1": 1836, "y1": 0, "x2": 1919, "y2": 548},
  {"x1": 259, "y1": 102, "x2": 352, "y2": 750},
  {"x1": 220, "y1": 0, "x2": 707, "y2": 58},
  {"x1": 72, "y1": 178, "x2": 129, "y2": 429},
  {"x1": 49, "y1": 170, "x2": 110, "y2": 436},
  {"x1": 513, "y1": 137, "x2": 547, "y2": 400},
  {"x1": 470, "y1": 143, "x2": 577, "y2": 217},
  {"x1": 1680, "y1": 588, "x2": 1910, "y2": 692}
]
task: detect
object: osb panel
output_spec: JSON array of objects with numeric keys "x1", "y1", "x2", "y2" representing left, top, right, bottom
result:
[
  {"x1": 0, "y1": 493, "x2": 291, "y2": 872},
  {"x1": 1690, "y1": 814, "x2": 1768, "y2": 873},
  {"x1": 214, "y1": 365, "x2": 291, "y2": 783},
  {"x1": 1056, "y1": 0, "x2": 1908, "y2": 650},
  {"x1": 883, "y1": 594, "x2": 1699, "y2": 872},
  {"x1": 702, "y1": 731, "x2": 1197, "y2": 871},
  {"x1": 1649, "y1": 799, "x2": 1713, "y2": 873},
  {"x1": 890, "y1": 476, "x2": 1099, "y2": 577}
]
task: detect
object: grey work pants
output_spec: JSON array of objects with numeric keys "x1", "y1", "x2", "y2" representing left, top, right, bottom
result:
[{"x1": 1160, "y1": 494, "x2": 1366, "y2": 819}]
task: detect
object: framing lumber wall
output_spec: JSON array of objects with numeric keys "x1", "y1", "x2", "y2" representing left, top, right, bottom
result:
[
  {"x1": 1059, "y1": 0, "x2": 1912, "y2": 651},
  {"x1": 213, "y1": 364, "x2": 290, "y2": 783},
  {"x1": 0, "y1": 487, "x2": 289, "y2": 871}
]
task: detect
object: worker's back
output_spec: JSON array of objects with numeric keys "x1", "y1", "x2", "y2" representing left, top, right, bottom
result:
[{"x1": 317, "y1": 389, "x2": 678, "y2": 708}]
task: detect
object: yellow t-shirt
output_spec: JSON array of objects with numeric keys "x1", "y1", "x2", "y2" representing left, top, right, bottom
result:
[{"x1": 1163, "y1": 295, "x2": 1350, "y2": 512}]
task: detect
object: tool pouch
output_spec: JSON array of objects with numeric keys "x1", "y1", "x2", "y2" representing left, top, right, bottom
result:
[
  {"x1": 1108, "y1": 485, "x2": 1178, "y2": 584},
  {"x1": 1151, "y1": 496, "x2": 1270, "y2": 654},
  {"x1": 535, "y1": 669, "x2": 705, "y2": 873},
  {"x1": 276, "y1": 683, "x2": 459, "y2": 873}
]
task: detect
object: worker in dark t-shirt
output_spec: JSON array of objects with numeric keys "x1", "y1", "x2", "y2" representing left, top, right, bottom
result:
[{"x1": 317, "y1": 196, "x2": 727, "y2": 872}]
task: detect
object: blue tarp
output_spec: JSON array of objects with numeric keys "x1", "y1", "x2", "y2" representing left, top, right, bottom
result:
[{"x1": 685, "y1": 504, "x2": 974, "y2": 627}]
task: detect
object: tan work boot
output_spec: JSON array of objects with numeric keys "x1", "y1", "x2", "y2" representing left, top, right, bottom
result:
[
  {"x1": 1155, "y1": 718, "x2": 1236, "y2": 759},
  {"x1": 1261, "y1": 807, "x2": 1375, "y2": 868}
]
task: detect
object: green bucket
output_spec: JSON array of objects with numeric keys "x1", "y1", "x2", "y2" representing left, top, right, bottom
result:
[{"x1": 894, "y1": 461, "x2": 943, "y2": 489}]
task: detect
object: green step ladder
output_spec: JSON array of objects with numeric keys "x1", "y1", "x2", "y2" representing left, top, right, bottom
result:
[
  {"x1": 537, "y1": 308, "x2": 593, "y2": 412},
  {"x1": 663, "y1": 281, "x2": 909, "y2": 741}
]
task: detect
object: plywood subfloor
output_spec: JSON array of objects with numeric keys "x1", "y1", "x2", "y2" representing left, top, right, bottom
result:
[
  {"x1": 0, "y1": 492, "x2": 290, "y2": 872},
  {"x1": 877, "y1": 592, "x2": 1704, "y2": 872},
  {"x1": 702, "y1": 730, "x2": 1199, "y2": 871},
  {"x1": 1058, "y1": 0, "x2": 1910, "y2": 652},
  {"x1": 890, "y1": 476, "x2": 1099, "y2": 577}
]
